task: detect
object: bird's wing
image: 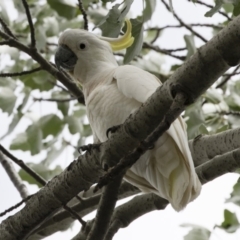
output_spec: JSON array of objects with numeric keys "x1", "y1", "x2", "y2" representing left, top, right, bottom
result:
[{"x1": 113, "y1": 65, "x2": 201, "y2": 211}]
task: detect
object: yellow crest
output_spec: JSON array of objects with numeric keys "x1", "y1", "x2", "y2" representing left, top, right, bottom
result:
[{"x1": 100, "y1": 19, "x2": 134, "y2": 51}]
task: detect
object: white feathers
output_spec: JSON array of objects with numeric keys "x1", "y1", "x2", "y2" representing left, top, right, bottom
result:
[{"x1": 58, "y1": 31, "x2": 202, "y2": 211}]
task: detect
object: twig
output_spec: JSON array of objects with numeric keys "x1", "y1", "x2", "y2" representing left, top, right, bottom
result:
[
  {"x1": 190, "y1": 0, "x2": 232, "y2": 21},
  {"x1": 0, "y1": 152, "x2": 29, "y2": 199},
  {"x1": 0, "y1": 17, "x2": 16, "y2": 39},
  {"x1": 33, "y1": 97, "x2": 76, "y2": 102},
  {"x1": 0, "y1": 67, "x2": 42, "y2": 77},
  {"x1": 95, "y1": 91, "x2": 187, "y2": 191},
  {"x1": 63, "y1": 204, "x2": 86, "y2": 226},
  {"x1": 216, "y1": 65, "x2": 240, "y2": 88},
  {"x1": 143, "y1": 42, "x2": 186, "y2": 61},
  {"x1": 77, "y1": 0, "x2": 88, "y2": 31},
  {"x1": 87, "y1": 176, "x2": 123, "y2": 240},
  {"x1": 0, "y1": 145, "x2": 46, "y2": 186},
  {"x1": 0, "y1": 145, "x2": 86, "y2": 225},
  {"x1": 0, "y1": 30, "x2": 85, "y2": 104},
  {"x1": 0, "y1": 195, "x2": 33, "y2": 217},
  {"x1": 161, "y1": 0, "x2": 208, "y2": 43},
  {"x1": 147, "y1": 23, "x2": 223, "y2": 32},
  {"x1": 218, "y1": 111, "x2": 240, "y2": 116},
  {"x1": 21, "y1": 0, "x2": 36, "y2": 48}
]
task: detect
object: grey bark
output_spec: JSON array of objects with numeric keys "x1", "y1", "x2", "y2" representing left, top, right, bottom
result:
[{"x1": 1, "y1": 14, "x2": 240, "y2": 240}]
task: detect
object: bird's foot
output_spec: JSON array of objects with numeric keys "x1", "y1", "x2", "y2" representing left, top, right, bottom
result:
[
  {"x1": 106, "y1": 124, "x2": 121, "y2": 138},
  {"x1": 78, "y1": 143, "x2": 101, "y2": 155}
]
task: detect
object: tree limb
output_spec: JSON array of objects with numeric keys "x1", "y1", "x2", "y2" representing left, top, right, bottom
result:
[{"x1": 1, "y1": 13, "x2": 240, "y2": 240}]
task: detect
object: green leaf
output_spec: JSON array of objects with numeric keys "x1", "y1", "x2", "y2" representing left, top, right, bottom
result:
[
  {"x1": 217, "y1": 209, "x2": 240, "y2": 233},
  {"x1": 143, "y1": 0, "x2": 156, "y2": 22},
  {"x1": 52, "y1": 91, "x2": 70, "y2": 116},
  {"x1": 66, "y1": 116, "x2": 82, "y2": 134},
  {"x1": 96, "y1": 0, "x2": 134, "y2": 37},
  {"x1": 198, "y1": 124, "x2": 209, "y2": 135},
  {"x1": 0, "y1": 77, "x2": 17, "y2": 90},
  {"x1": 42, "y1": 146, "x2": 66, "y2": 166},
  {"x1": 47, "y1": 0, "x2": 78, "y2": 20},
  {"x1": 0, "y1": 112, "x2": 23, "y2": 140},
  {"x1": 181, "y1": 224, "x2": 211, "y2": 240},
  {"x1": 19, "y1": 163, "x2": 62, "y2": 187},
  {"x1": 226, "y1": 178, "x2": 240, "y2": 207},
  {"x1": 26, "y1": 124, "x2": 43, "y2": 155},
  {"x1": 184, "y1": 35, "x2": 196, "y2": 60},
  {"x1": 205, "y1": 0, "x2": 223, "y2": 17},
  {"x1": 0, "y1": 87, "x2": 17, "y2": 115},
  {"x1": 82, "y1": 124, "x2": 92, "y2": 137},
  {"x1": 185, "y1": 99, "x2": 205, "y2": 139},
  {"x1": 39, "y1": 114, "x2": 63, "y2": 139},
  {"x1": 10, "y1": 132, "x2": 30, "y2": 152},
  {"x1": 19, "y1": 70, "x2": 55, "y2": 92},
  {"x1": 233, "y1": 2, "x2": 240, "y2": 16},
  {"x1": 124, "y1": 18, "x2": 144, "y2": 64}
]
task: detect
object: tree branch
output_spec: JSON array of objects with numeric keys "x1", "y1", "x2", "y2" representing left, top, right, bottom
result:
[
  {"x1": 0, "y1": 17, "x2": 16, "y2": 39},
  {"x1": 21, "y1": 0, "x2": 36, "y2": 49},
  {"x1": 0, "y1": 67, "x2": 42, "y2": 77},
  {"x1": 0, "y1": 30, "x2": 84, "y2": 104},
  {"x1": 0, "y1": 152, "x2": 29, "y2": 199},
  {"x1": 0, "y1": 145, "x2": 46, "y2": 186},
  {"x1": 77, "y1": 0, "x2": 88, "y2": 31},
  {"x1": 161, "y1": 0, "x2": 208, "y2": 43},
  {"x1": 1, "y1": 13, "x2": 240, "y2": 240}
]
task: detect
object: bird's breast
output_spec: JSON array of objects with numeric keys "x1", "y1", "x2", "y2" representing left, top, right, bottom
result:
[{"x1": 86, "y1": 82, "x2": 140, "y2": 142}]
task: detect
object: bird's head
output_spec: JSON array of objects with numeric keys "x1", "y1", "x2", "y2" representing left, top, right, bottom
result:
[{"x1": 55, "y1": 20, "x2": 134, "y2": 83}]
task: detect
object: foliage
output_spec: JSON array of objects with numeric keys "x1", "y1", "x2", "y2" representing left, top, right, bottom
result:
[{"x1": 1, "y1": 0, "x2": 240, "y2": 239}]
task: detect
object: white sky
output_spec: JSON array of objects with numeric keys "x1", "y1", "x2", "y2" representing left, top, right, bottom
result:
[{"x1": 0, "y1": 0, "x2": 240, "y2": 240}]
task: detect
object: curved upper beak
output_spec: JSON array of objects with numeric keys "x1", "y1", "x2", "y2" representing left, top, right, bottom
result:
[{"x1": 55, "y1": 44, "x2": 78, "y2": 71}]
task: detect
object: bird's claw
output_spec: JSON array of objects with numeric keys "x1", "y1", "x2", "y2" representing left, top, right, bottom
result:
[
  {"x1": 106, "y1": 124, "x2": 121, "y2": 138},
  {"x1": 78, "y1": 143, "x2": 101, "y2": 155}
]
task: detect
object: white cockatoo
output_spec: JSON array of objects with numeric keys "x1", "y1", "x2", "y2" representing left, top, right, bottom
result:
[{"x1": 55, "y1": 20, "x2": 201, "y2": 211}]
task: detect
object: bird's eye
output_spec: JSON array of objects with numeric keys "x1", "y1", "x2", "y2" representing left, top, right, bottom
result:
[{"x1": 79, "y1": 43, "x2": 86, "y2": 50}]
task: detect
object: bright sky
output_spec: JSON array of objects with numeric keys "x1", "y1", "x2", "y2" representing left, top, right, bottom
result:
[{"x1": 0, "y1": 0, "x2": 240, "y2": 240}]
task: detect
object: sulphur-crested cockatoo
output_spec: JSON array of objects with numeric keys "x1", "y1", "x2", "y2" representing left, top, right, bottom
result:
[{"x1": 55, "y1": 20, "x2": 201, "y2": 211}]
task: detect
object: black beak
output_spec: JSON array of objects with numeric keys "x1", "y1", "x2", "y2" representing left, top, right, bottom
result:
[{"x1": 55, "y1": 44, "x2": 78, "y2": 71}]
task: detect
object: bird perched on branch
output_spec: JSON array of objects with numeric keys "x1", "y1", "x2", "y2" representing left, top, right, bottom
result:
[{"x1": 55, "y1": 20, "x2": 201, "y2": 211}]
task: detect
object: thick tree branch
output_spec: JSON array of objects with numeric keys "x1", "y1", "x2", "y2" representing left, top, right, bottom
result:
[
  {"x1": 1, "y1": 13, "x2": 240, "y2": 240},
  {"x1": 189, "y1": 128, "x2": 240, "y2": 166}
]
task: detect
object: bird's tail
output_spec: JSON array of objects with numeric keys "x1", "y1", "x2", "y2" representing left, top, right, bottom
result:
[{"x1": 124, "y1": 117, "x2": 201, "y2": 211}]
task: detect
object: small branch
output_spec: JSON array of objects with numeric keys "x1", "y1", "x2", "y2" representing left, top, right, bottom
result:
[
  {"x1": 143, "y1": 42, "x2": 186, "y2": 61},
  {"x1": 77, "y1": 0, "x2": 88, "y2": 31},
  {"x1": 0, "y1": 40, "x2": 11, "y2": 45},
  {"x1": 86, "y1": 176, "x2": 123, "y2": 240},
  {"x1": 218, "y1": 111, "x2": 240, "y2": 116},
  {"x1": 216, "y1": 65, "x2": 240, "y2": 88},
  {"x1": 0, "y1": 145, "x2": 46, "y2": 186},
  {"x1": 63, "y1": 204, "x2": 86, "y2": 226},
  {"x1": 161, "y1": 0, "x2": 208, "y2": 43},
  {"x1": 0, "y1": 67, "x2": 42, "y2": 77},
  {"x1": 33, "y1": 97, "x2": 76, "y2": 102},
  {"x1": 0, "y1": 195, "x2": 33, "y2": 217},
  {"x1": 147, "y1": 23, "x2": 223, "y2": 32},
  {"x1": 96, "y1": 91, "x2": 187, "y2": 191},
  {"x1": 0, "y1": 17, "x2": 16, "y2": 39},
  {"x1": 21, "y1": 0, "x2": 36, "y2": 48},
  {"x1": 0, "y1": 152, "x2": 29, "y2": 199}
]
